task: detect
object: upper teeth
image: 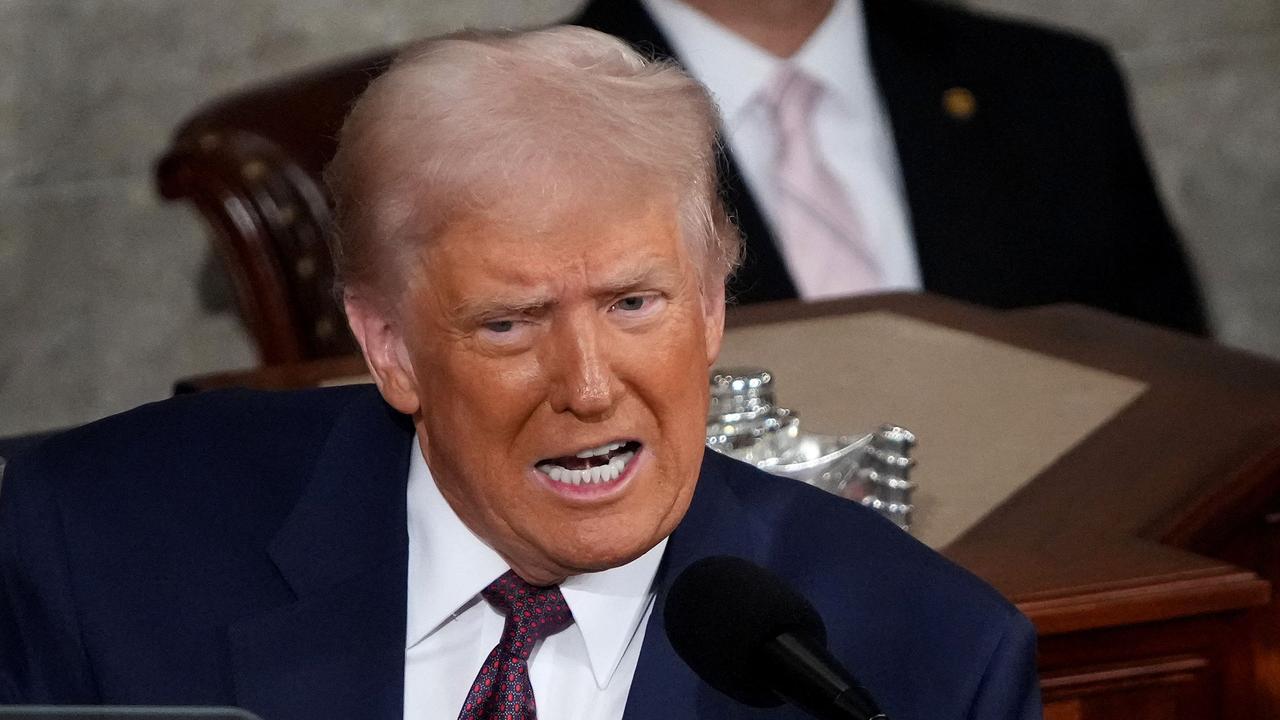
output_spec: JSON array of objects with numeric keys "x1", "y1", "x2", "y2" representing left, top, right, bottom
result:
[
  {"x1": 538, "y1": 450, "x2": 636, "y2": 486},
  {"x1": 574, "y1": 440, "x2": 626, "y2": 458}
]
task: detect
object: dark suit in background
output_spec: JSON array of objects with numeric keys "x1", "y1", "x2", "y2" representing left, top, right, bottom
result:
[
  {"x1": 0, "y1": 385, "x2": 1040, "y2": 719},
  {"x1": 574, "y1": 0, "x2": 1208, "y2": 334}
]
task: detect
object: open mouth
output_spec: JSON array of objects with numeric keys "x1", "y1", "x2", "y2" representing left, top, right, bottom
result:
[{"x1": 536, "y1": 440, "x2": 642, "y2": 486}]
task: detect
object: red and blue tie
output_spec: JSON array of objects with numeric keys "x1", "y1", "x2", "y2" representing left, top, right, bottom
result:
[{"x1": 457, "y1": 570, "x2": 574, "y2": 720}]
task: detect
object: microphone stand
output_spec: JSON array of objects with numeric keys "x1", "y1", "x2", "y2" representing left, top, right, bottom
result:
[{"x1": 763, "y1": 633, "x2": 889, "y2": 720}]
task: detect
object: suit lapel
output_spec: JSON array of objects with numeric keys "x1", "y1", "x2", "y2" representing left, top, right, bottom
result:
[
  {"x1": 622, "y1": 451, "x2": 775, "y2": 719},
  {"x1": 717, "y1": 152, "x2": 801, "y2": 305},
  {"x1": 573, "y1": 0, "x2": 798, "y2": 305},
  {"x1": 863, "y1": 0, "x2": 1005, "y2": 297},
  {"x1": 228, "y1": 388, "x2": 414, "y2": 720}
]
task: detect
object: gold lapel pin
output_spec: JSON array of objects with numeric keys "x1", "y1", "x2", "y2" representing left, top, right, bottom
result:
[{"x1": 942, "y1": 86, "x2": 977, "y2": 121}]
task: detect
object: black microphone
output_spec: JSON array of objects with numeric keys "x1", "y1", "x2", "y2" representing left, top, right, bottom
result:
[{"x1": 664, "y1": 556, "x2": 889, "y2": 720}]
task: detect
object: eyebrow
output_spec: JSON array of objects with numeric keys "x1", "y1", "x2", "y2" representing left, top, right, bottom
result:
[
  {"x1": 590, "y1": 262, "x2": 683, "y2": 299},
  {"x1": 448, "y1": 259, "x2": 683, "y2": 323},
  {"x1": 449, "y1": 295, "x2": 558, "y2": 323}
]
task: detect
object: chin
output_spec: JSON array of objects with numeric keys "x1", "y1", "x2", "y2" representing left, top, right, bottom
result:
[{"x1": 555, "y1": 533, "x2": 658, "y2": 574}]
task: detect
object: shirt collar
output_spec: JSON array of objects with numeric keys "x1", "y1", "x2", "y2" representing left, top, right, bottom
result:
[
  {"x1": 793, "y1": 0, "x2": 870, "y2": 116},
  {"x1": 561, "y1": 538, "x2": 667, "y2": 689},
  {"x1": 642, "y1": 0, "x2": 870, "y2": 121},
  {"x1": 404, "y1": 436, "x2": 667, "y2": 689},
  {"x1": 642, "y1": 0, "x2": 777, "y2": 124},
  {"x1": 404, "y1": 437, "x2": 509, "y2": 651}
]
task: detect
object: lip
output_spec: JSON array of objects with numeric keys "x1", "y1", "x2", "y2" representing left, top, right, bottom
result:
[
  {"x1": 531, "y1": 443, "x2": 648, "y2": 503},
  {"x1": 537, "y1": 437, "x2": 638, "y2": 462}
]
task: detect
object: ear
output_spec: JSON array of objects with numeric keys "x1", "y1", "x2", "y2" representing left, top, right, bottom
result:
[
  {"x1": 344, "y1": 293, "x2": 421, "y2": 416},
  {"x1": 701, "y1": 277, "x2": 727, "y2": 366}
]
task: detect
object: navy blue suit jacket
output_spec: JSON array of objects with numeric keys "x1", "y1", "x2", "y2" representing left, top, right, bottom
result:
[{"x1": 1, "y1": 385, "x2": 1040, "y2": 719}]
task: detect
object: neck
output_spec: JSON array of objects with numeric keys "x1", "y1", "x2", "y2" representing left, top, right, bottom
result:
[{"x1": 679, "y1": 0, "x2": 836, "y2": 58}]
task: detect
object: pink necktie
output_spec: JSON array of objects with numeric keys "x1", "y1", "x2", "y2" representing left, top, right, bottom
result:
[
  {"x1": 762, "y1": 65, "x2": 881, "y2": 298},
  {"x1": 456, "y1": 570, "x2": 574, "y2": 720}
]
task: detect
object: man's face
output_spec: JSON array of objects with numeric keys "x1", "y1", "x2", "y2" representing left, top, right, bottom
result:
[{"x1": 356, "y1": 192, "x2": 725, "y2": 584}]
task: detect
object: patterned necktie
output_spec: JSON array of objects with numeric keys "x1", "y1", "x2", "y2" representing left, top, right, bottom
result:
[
  {"x1": 762, "y1": 64, "x2": 882, "y2": 299},
  {"x1": 456, "y1": 570, "x2": 575, "y2": 720}
]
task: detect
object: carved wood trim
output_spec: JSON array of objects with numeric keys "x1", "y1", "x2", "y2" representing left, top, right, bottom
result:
[
  {"x1": 1159, "y1": 441, "x2": 1280, "y2": 555},
  {"x1": 1040, "y1": 654, "x2": 1209, "y2": 699},
  {"x1": 1019, "y1": 567, "x2": 1268, "y2": 636},
  {"x1": 158, "y1": 138, "x2": 302, "y2": 362},
  {"x1": 158, "y1": 127, "x2": 356, "y2": 363},
  {"x1": 156, "y1": 51, "x2": 391, "y2": 363}
]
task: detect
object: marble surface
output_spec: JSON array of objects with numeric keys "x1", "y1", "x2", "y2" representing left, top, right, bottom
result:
[
  {"x1": 1, "y1": 0, "x2": 1277, "y2": 436},
  {"x1": 1129, "y1": 35, "x2": 1280, "y2": 350},
  {"x1": 968, "y1": 0, "x2": 1280, "y2": 356},
  {"x1": 0, "y1": 179, "x2": 256, "y2": 436},
  {"x1": 0, "y1": 0, "x2": 580, "y2": 436}
]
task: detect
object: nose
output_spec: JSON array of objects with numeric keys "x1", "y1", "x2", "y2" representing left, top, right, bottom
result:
[{"x1": 547, "y1": 316, "x2": 620, "y2": 421}]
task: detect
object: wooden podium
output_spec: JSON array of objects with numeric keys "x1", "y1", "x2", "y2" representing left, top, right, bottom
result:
[{"x1": 180, "y1": 294, "x2": 1280, "y2": 719}]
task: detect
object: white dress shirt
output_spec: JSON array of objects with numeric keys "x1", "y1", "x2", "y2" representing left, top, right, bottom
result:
[
  {"x1": 642, "y1": 0, "x2": 922, "y2": 294},
  {"x1": 403, "y1": 438, "x2": 666, "y2": 720}
]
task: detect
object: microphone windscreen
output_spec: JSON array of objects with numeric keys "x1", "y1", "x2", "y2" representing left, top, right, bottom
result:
[{"x1": 663, "y1": 555, "x2": 827, "y2": 707}]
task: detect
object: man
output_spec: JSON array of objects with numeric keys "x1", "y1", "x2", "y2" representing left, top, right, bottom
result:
[
  {"x1": 0, "y1": 28, "x2": 1040, "y2": 720},
  {"x1": 574, "y1": 0, "x2": 1209, "y2": 334}
]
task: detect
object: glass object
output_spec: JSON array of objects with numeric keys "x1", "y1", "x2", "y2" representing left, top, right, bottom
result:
[{"x1": 706, "y1": 367, "x2": 917, "y2": 531}]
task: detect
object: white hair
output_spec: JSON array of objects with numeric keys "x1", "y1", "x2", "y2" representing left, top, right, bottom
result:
[{"x1": 325, "y1": 25, "x2": 742, "y2": 306}]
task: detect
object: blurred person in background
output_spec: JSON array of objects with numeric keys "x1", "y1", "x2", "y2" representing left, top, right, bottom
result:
[{"x1": 575, "y1": 0, "x2": 1209, "y2": 334}]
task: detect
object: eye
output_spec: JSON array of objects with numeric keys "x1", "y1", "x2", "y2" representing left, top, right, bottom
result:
[
  {"x1": 476, "y1": 317, "x2": 536, "y2": 351},
  {"x1": 609, "y1": 293, "x2": 665, "y2": 321},
  {"x1": 614, "y1": 295, "x2": 648, "y2": 312},
  {"x1": 483, "y1": 320, "x2": 516, "y2": 333}
]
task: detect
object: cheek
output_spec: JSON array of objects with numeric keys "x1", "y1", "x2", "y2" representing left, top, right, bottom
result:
[
  {"x1": 648, "y1": 333, "x2": 714, "y2": 417},
  {"x1": 631, "y1": 311, "x2": 712, "y2": 381},
  {"x1": 424, "y1": 353, "x2": 545, "y2": 432},
  {"x1": 615, "y1": 316, "x2": 712, "y2": 442},
  {"x1": 415, "y1": 356, "x2": 550, "y2": 512},
  {"x1": 628, "y1": 338, "x2": 710, "y2": 474}
]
